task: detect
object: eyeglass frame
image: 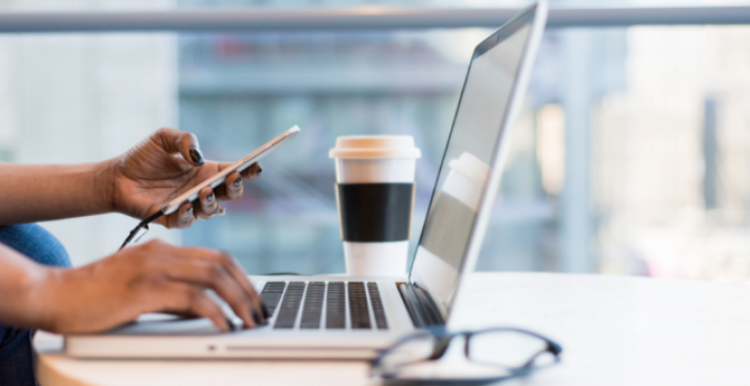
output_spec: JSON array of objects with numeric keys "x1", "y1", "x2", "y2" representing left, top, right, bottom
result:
[{"x1": 369, "y1": 326, "x2": 563, "y2": 384}]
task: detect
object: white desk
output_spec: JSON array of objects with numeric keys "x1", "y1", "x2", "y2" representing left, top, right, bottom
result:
[{"x1": 35, "y1": 272, "x2": 750, "y2": 386}]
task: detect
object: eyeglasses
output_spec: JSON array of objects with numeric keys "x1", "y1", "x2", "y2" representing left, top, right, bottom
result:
[{"x1": 370, "y1": 326, "x2": 562, "y2": 385}]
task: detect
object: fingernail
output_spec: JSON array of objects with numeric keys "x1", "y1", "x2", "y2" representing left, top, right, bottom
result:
[
  {"x1": 257, "y1": 165, "x2": 263, "y2": 176},
  {"x1": 252, "y1": 309, "x2": 267, "y2": 326},
  {"x1": 189, "y1": 148, "x2": 204, "y2": 165},
  {"x1": 186, "y1": 207, "x2": 193, "y2": 216},
  {"x1": 233, "y1": 176, "x2": 242, "y2": 188},
  {"x1": 207, "y1": 193, "x2": 215, "y2": 202}
]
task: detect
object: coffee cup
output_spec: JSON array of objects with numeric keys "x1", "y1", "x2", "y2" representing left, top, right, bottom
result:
[{"x1": 329, "y1": 136, "x2": 421, "y2": 276}]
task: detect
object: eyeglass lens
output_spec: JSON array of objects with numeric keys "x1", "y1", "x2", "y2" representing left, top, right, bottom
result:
[
  {"x1": 467, "y1": 330, "x2": 556, "y2": 368},
  {"x1": 378, "y1": 330, "x2": 557, "y2": 380},
  {"x1": 379, "y1": 333, "x2": 437, "y2": 374}
]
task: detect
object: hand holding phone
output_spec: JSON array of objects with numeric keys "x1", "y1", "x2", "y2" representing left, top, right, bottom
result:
[
  {"x1": 162, "y1": 125, "x2": 300, "y2": 215},
  {"x1": 119, "y1": 125, "x2": 301, "y2": 249}
]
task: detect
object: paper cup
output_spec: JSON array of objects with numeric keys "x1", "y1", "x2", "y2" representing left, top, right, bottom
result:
[{"x1": 329, "y1": 136, "x2": 421, "y2": 276}]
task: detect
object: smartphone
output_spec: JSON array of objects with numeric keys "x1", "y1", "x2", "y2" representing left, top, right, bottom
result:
[{"x1": 161, "y1": 125, "x2": 301, "y2": 215}]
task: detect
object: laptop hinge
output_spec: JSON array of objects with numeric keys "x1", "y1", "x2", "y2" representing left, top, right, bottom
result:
[{"x1": 397, "y1": 283, "x2": 445, "y2": 328}]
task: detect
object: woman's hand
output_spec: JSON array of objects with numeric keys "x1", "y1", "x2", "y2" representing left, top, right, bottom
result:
[
  {"x1": 106, "y1": 128, "x2": 262, "y2": 228},
  {"x1": 30, "y1": 240, "x2": 265, "y2": 333}
]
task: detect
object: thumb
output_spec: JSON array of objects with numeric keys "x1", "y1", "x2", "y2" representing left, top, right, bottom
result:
[{"x1": 154, "y1": 128, "x2": 204, "y2": 166}]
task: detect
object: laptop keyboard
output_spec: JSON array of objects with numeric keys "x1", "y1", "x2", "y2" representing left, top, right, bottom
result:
[
  {"x1": 368, "y1": 282, "x2": 388, "y2": 330},
  {"x1": 326, "y1": 282, "x2": 346, "y2": 329},
  {"x1": 348, "y1": 282, "x2": 370, "y2": 329},
  {"x1": 274, "y1": 282, "x2": 304, "y2": 329},
  {"x1": 260, "y1": 281, "x2": 388, "y2": 331},
  {"x1": 300, "y1": 282, "x2": 325, "y2": 329},
  {"x1": 259, "y1": 281, "x2": 285, "y2": 315}
]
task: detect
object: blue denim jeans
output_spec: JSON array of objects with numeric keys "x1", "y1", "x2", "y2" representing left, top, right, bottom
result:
[{"x1": 0, "y1": 224, "x2": 71, "y2": 386}]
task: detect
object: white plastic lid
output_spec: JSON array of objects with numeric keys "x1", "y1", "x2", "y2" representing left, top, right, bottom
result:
[
  {"x1": 329, "y1": 135, "x2": 422, "y2": 159},
  {"x1": 448, "y1": 152, "x2": 491, "y2": 188}
]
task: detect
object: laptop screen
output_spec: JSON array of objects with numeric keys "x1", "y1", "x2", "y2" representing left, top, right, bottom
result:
[{"x1": 409, "y1": 5, "x2": 542, "y2": 316}]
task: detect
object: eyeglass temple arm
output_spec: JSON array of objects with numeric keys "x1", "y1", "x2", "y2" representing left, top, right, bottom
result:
[{"x1": 428, "y1": 335, "x2": 453, "y2": 360}]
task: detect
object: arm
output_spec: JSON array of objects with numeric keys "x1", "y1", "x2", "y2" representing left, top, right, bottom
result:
[
  {"x1": 0, "y1": 242, "x2": 54, "y2": 329},
  {"x1": 0, "y1": 240, "x2": 266, "y2": 333},
  {"x1": 0, "y1": 128, "x2": 262, "y2": 227},
  {"x1": 0, "y1": 162, "x2": 112, "y2": 225},
  {"x1": 0, "y1": 128, "x2": 266, "y2": 331}
]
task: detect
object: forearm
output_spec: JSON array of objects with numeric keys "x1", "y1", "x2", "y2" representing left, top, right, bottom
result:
[
  {"x1": 0, "y1": 161, "x2": 114, "y2": 225},
  {"x1": 0, "y1": 243, "x2": 58, "y2": 330}
]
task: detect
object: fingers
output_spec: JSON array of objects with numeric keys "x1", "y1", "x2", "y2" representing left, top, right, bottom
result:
[
  {"x1": 159, "y1": 257, "x2": 257, "y2": 328},
  {"x1": 222, "y1": 171, "x2": 243, "y2": 201},
  {"x1": 209, "y1": 251, "x2": 263, "y2": 316},
  {"x1": 217, "y1": 161, "x2": 262, "y2": 181},
  {"x1": 152, "y1": 244, "x2": 265, "y2": 328},
  {"x1": 197, "y1": 186, "x2": 219, "y2": 218},
  {"x1": 164, "y1": 202, "x2": 196, "y2": 229},
  {"x1": 170, "y1": 246, "x2": 263, "y2": 318},
  {"x1": 243, "y1": 162, "x2": 263, "y2": 180},
  {"x1": 187, "y1": 290, "x2": 230, "y2": 332},
  {"x1": 153, "y1": 127, "x2": 205, "y2": 167},
  {"x1": 212, "y1": 162, "x2": 262, "y2": 202},
  {"x1": 211, "y1": 254, "x2": 265, "y2": 324},
  {"x1": 155, "y1": 282, "x2": 230, "y2": 332},
  {"x1": 240, "y1": 162, "x2": 262, "y2": 180}
]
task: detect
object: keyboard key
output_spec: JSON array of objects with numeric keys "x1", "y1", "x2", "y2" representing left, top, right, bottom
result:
[
  {"x1": 367, "y1": 282, "x2": 388, "y2": 330},
  {"x1": 326, "y1": 282, "x2": 346, "y2": 329},
  {"x1": 348, "y1": 282, "x2": 371, "y2": 329},
  {"x1": 274, "y1": 282, "x2": 305, "y2": 329},
  {"x1": 300, "y1": 282, "x2": 325, "y2": 329},
  {"x1": 260, "y1": 281, "x2": 286, "y2": 316}
]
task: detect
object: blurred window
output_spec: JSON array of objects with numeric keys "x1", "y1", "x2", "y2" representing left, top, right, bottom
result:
[{"x1": 2, "y1": 0, "x2": 750, "y2": 284}]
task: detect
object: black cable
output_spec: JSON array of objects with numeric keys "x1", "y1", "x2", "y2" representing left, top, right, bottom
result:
[{"x1": 119, "y1": 210, "x2": 165, "y2": 250}]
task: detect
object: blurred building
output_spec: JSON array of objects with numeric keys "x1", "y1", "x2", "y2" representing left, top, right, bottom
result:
[
  {"x1": 593, "y1": 25, "x2": 750, "y2": 283},
  {"x1": 1, "y1": 0, "x2": 750, "y2": 283},
  {"x1": 175, "y1": 0, "x2": 627, "y2": 275}
]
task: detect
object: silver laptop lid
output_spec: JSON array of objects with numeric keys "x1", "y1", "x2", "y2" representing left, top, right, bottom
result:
[{"x1": 409, "y1": 1, "x2": 548, "y2": 320}]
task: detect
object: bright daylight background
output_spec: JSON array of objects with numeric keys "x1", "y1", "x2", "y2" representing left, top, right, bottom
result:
[{"x1": 2, "y1": 0, "x2": 750, "y2": 283}]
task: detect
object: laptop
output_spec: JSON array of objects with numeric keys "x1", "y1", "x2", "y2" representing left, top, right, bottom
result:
[{"x1": 65, "y1": 1, "x2": 548, "y2": 359}]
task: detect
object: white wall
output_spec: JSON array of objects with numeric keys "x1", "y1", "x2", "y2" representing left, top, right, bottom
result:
[{"x1": 0, "y1": 0, "x2": 179, "y2": 266}]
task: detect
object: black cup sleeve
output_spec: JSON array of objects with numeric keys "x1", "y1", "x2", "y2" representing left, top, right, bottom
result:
[{"x1": 335, "y1": 183, "x2": 414, "y2": 242}]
